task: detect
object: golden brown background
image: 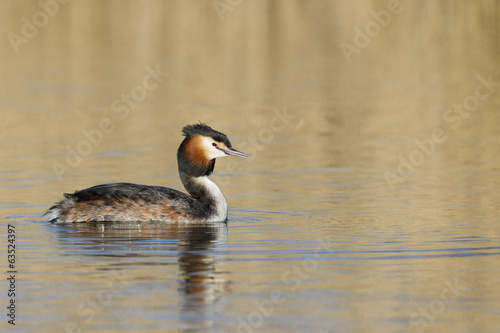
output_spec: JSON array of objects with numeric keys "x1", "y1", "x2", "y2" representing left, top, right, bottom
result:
[{"x1": 1, "y1": 1, "x2": 499, "y2": 332}]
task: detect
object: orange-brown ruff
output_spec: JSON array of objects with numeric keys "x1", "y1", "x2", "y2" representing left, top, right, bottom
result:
[{"x1": 45, "y1": 124, "x2": 250, "y2": 223}]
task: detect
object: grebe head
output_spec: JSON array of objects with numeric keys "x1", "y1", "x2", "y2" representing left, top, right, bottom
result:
[{"x1": 177, "y1": 123, "x2": 250, "y2": 177}]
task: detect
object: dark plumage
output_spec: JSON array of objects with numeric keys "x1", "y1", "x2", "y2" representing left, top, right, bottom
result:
[
  {"x1": 181, "y1": 123, "x2": 232, "y2": 148},
  {"x1": 46, "y1": 183, "x2": 206, "y2": 223},
  {"x1": 45, "y1": 123, "x2": 250, "y2": 223}
]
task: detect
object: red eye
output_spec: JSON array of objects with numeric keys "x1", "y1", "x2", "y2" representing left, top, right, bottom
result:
[{"x1": 212, "y1": 143, "x2": 217, "y2": 147}]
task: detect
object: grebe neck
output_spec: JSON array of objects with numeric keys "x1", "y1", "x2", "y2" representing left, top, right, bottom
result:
[{"x1": 179, "y1": 171, "x2": 228, "y2": 222}]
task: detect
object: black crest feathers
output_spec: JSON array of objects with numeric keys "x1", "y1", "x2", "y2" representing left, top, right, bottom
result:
[
  {"x1": 181, "y1": 123, "x2": 232, "y2": 148},
  {"x1": 178, "y1": 124, "x2": 230, "y2": 177}
]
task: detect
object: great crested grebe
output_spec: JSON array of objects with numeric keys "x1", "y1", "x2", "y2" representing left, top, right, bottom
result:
[{"x1": 45, "y1": 123, "x2": 250, "y2": 223}]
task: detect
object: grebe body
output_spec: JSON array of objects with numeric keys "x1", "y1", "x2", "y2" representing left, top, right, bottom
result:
[{"x1": 46, "y1": 124, "x2": 249, "y2": 223}]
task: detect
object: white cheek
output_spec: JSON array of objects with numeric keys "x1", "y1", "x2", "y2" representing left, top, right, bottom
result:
[
  {"x1": 200, "y1": 137, "x2": 228, "y2": 159},
  {"x1": 209, "y1": 148, "x2": 228, "y2": 159}
]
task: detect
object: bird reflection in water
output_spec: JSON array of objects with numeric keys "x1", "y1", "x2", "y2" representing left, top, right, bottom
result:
[
  {"x1": 177, "y1": 223, "x2": 228, "y2": 331},
  {"x1": 54, "y1": 221, "x2": 228, "y2": 331}
]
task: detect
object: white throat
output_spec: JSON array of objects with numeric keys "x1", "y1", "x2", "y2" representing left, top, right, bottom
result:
[{"x1": 190, "y1": 176, "x2": 228, "y2": 222}]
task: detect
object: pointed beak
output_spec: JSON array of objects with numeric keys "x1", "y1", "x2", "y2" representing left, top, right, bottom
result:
[{"x1": 219, "y1": 147, "x2": 251, "y2": 159}]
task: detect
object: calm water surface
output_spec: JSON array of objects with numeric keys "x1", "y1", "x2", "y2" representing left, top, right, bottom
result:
[
  {"x1": 1, "y1": 1, "x2": 500, "y2": 332},
  {"x1": 6, "y1": 159, "x2": 500, "y2": 333}
]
